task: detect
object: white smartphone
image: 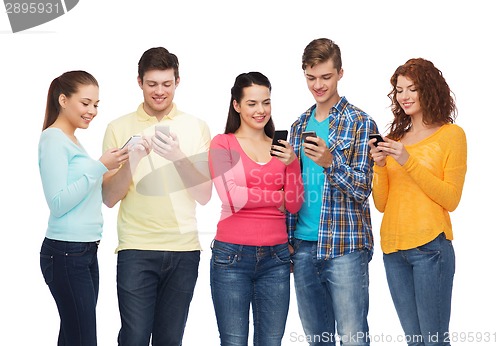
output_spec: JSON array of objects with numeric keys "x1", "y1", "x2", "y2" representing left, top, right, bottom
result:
[
  {"x1": 121, "y1": 135, "x2": 142, "y2": 149},
  {"x1": 155, "y1": 124, "x2": 170, "y2": 143}
]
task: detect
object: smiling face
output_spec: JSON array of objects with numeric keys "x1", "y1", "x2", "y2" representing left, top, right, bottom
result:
[
  {"x1": 304, "y1": 58, "x2": 343, "y2": 109},
  {"x1": 396, "y1": 75, "x2": 422, "y2": 118},
  {"x1": 233, "y1": 84, "x2": 271, "y2": 132},
  {"x1": 138, "y1": 69, "x2": 178, "y2": 119},
  {"x1": 58, "y1": 84, "x2": 99, "y2": 130}
]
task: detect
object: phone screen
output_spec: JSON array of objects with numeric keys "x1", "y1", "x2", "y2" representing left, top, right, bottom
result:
[
  {"x1": 155, "y1": 125, "x2": 170, "y2": 143},
  {"x1": 369, "y1": 134, "x2": 384, "y2": 146},
  {"x1": 272, "y1": 130, "x2": 288, "y2": 147},
  {"x1": 271, "y1": 130, "x2": 288, "y2": 156},
  {"x1": 121, "y1": 135, "x2": 141, "y2": 149},
  {"x1": 302, "y1": 131, "x2": 318, "y2": 146}
]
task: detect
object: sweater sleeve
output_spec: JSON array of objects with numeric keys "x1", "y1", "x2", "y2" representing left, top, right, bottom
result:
[
  {"x1": 39, "y1": 132, "x2": 108, "y2": 218},
  {"x1": 284, "y1": 158, "x2": 304, "y2": 213},
  {"x1": 403, "y1": 126, "x2": 467, "y2": 212},
  {"x1": 372, "y1": 164, "x2": 389, "y2": 212},
  {"x1": 209, "y1": 135, "x2": 283, "y2": 210}
]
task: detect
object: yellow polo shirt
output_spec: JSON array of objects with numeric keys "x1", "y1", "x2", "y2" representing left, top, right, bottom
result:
[{"x1": 103, "y1": 103, "x2": 211, "y2": 252}]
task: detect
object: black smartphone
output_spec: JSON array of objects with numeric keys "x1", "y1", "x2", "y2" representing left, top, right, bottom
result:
[
  {"x1": 271, "y1": 130, "x2": 288, "y2": 156},
  {"x1": 302, "y1": 131, "x2": 318, "y2": 146},
  {"x1": 369, "y1": 133, "x2": 384, "y2": 147}
]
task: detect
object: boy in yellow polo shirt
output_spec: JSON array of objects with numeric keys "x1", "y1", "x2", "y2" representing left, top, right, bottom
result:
[{"x1": 102, "y1": 47, "x2": 212, "y2": 346}]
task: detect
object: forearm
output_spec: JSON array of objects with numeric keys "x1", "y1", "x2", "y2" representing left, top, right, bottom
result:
[
  {"x1": 372, "y1": 164, "x2": 388, "y2": 212},
  {"x1": 284, "y1": 158, "x2": 304, "y2": 213},
  {"x1": 325, "y1": 127, "x2": 374, "y2": 202},
  {"x1": 404, "y1": 155, "x2": 466, "y2": 211},
  {"x1": 325, "y1": 160, "x2": 372, "y2": 202},
  {"x1": 41, "y1": 156, "x2": 107, "y2": 217},
  {"x1": 47, "y1": 173, "x2": 103, "y2": 217},
  {"x1": 212, "y1": 170, "x2": 283, "y2": 210},
  {"x1": 173, "y1": 157, "x2": 212, "y2": 205},
  {"x1": 102, "y1": 162, "x2": 132, "y2": 207}
]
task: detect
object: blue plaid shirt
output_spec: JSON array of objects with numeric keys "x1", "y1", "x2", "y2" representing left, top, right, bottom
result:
[{"x1": 286, "y1": 97, "x2": 379, "y2": 260}]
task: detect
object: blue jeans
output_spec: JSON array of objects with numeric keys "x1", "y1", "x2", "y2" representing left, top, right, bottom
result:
[
  {"x1": 210, "y1": 240, "x2": 291, "y2": 346},
  {"x1": 291, "y1": 240, "x2": 370, "y2": 346},
  {"x1": 40, "y1": 237, "x2": 100, "y2": 346},
  {"x1": 383, "y1": 233, "x2": 455, "y2": 346},
  {"x1": 116, "y1": 249, "x2": 200, "y2": 346}
]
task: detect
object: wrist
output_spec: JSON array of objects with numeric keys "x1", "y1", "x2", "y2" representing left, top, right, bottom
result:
[{"x1": 172, "y1": 155, "x2": 189, "y2": 167}]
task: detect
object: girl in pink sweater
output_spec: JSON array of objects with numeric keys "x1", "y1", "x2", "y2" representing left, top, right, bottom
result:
[{"x1": 209, "y1": 72, "x2": 304, "y2": 346}]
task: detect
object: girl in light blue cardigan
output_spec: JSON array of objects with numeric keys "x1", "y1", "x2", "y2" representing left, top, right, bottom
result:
[{"x1": 38, "y1": 71, "x2": 128, "y2": 346}]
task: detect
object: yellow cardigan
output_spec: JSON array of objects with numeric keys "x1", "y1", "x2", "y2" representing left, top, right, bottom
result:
[{"x1": 372, "y1": 124, "x2": 467, "y2": 254}]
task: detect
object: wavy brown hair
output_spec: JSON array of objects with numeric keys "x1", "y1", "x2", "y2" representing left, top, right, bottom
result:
[{"x1": 387, "y1": 58, "x2": 456, "y2": 140}]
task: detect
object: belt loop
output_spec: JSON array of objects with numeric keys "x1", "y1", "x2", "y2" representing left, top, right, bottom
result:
[{"x1": 238, "y1": 244, "x2": 245, "y2": 261}]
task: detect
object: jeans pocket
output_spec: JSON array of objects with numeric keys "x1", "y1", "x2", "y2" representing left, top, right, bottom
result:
[
  {"x1": 291, "y1": 238, "x2": 302, "y2": 253},
  {"x1": 64, "y1": 243, "x2": 90, "y2": 257},
  {"x1": 273, "y1": 245, "x2": 291, "y2": 264},
  {"x1": 211, "y1": 247, "x2": 238, "y2": 267},
  {"x1": 416, "y1": 233, "x2": 444, "y2": 255},
  {"x1": 40, "y1": 254, "x2": 54, "y2": 284}
]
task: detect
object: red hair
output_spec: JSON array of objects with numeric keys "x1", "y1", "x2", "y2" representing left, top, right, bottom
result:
[{"x1": 387, "y1": 58, "x2": 456, "y2": 140}]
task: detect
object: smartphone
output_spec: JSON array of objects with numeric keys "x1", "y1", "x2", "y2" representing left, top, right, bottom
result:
[
  {"x1": 302, "y1": 131, "x2": 318, "y2": 146},
  {"x1": 121, "y1": 135, "x2": 142, "y2": 149},
  {"x1": 271, "y1": 130, "x2": 288, "y2": 156},
  {"x1": 369, "y1": 133, "x2": 385, "y2": 147},
  {"x1": 155, "y1": 124, "x2": 170, "y2": 143}
]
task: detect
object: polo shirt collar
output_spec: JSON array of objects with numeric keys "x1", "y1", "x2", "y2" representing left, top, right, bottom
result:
[{"x1": 136, "y1": 103, "x2": 179, "y2": 122}]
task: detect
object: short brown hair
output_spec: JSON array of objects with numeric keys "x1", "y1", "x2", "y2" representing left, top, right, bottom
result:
[
  {"x1": 302, "y1": 38, "x2": 342, "y2": 71},
  {"x1": 138, "y1": 47, "x2": 179, "y2": 82}
]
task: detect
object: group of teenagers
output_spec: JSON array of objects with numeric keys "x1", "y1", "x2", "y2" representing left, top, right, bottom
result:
[{"x1": 38, "y1": 38, "x2": 467, "y2": 346}]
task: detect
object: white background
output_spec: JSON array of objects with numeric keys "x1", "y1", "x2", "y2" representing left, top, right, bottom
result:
[{"x1": 1, "y1": 1, "x2": 498, "y2": 345}]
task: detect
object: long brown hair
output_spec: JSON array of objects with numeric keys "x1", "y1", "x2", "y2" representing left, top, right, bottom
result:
[
  {"x1": 224, "y1": 72, "x2": 275, "y2": 138},
  {"x1": 42, "y1": 70, "x2": 99, "y2": 131},
  {"x1": 387, "y1": 58, "x2": 456, "y2": 140}
]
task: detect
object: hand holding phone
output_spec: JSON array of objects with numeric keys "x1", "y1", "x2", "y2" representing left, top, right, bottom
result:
[
  {"x1": 271, "y1": 130, "x2": 288, "y2": 157},
  {"x1": 155, "y1": 125, "x2": 170, "y2": 144},
  {"x1": 369, "y1": 134, "x2": 385, "y2": 147},
  {"x1": 302, "y1": 131, "x2": 318, "y2": 146}
]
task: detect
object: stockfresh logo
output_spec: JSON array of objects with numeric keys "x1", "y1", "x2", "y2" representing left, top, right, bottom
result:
[{"x1": 3, "y1": 0, "x2": 78, "y2": 33}]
